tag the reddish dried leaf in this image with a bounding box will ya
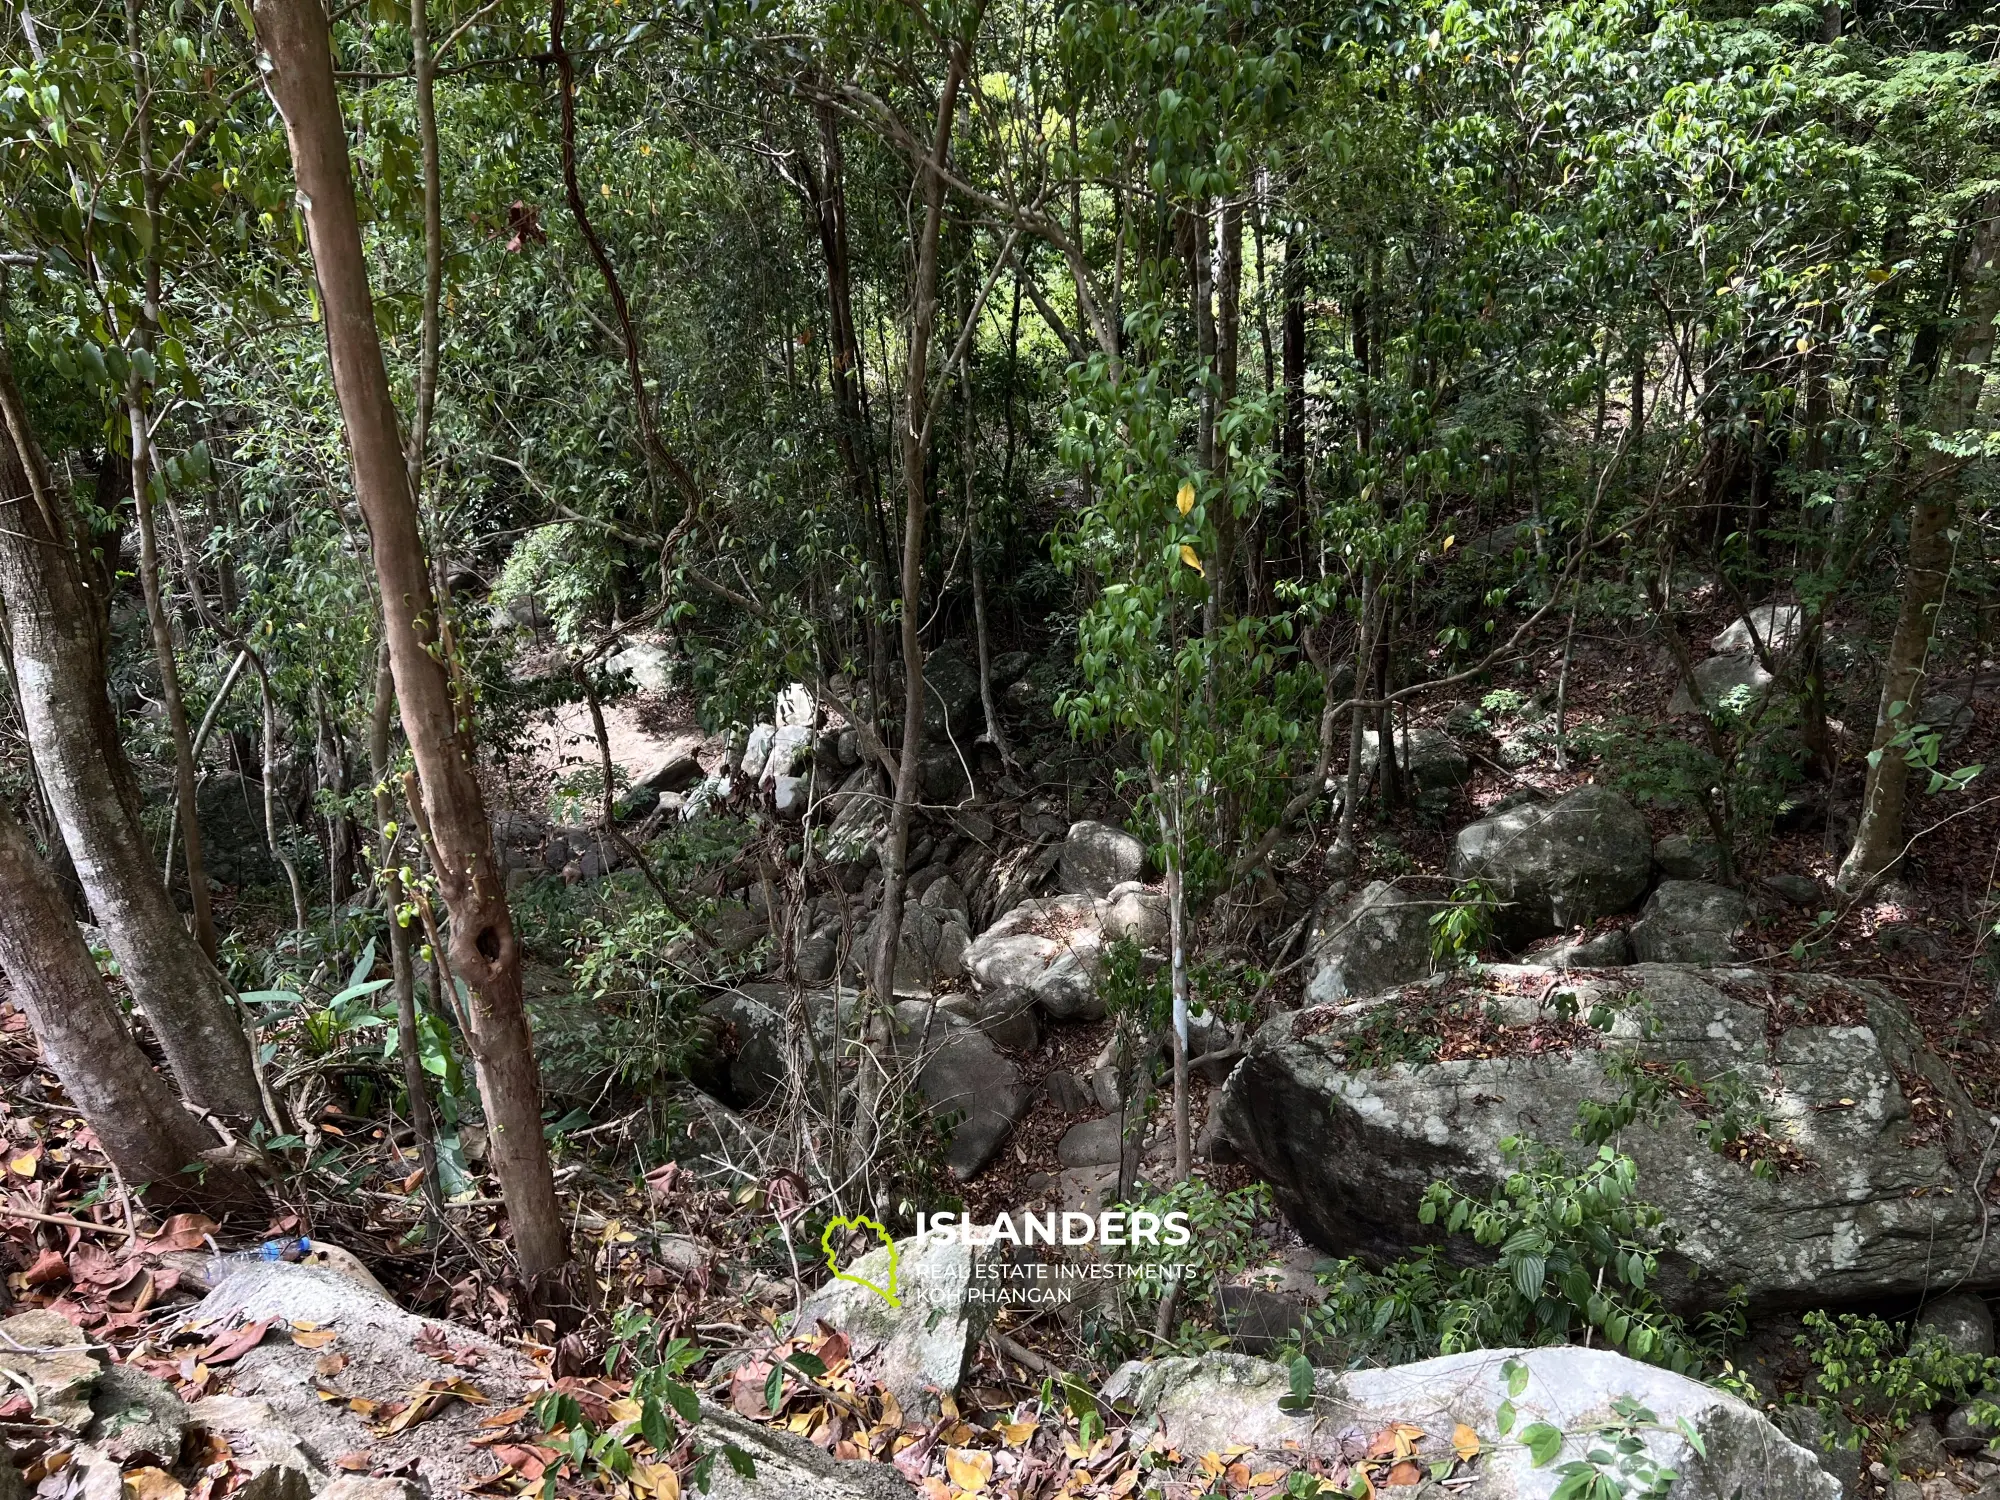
[197,1320,271,1365]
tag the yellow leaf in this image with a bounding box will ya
[8,1152,37,1178]
[634,1462,680,1500]
[1000,1420,1038,1446]
[1795,336,1812,353]
[608,1398,643,1425]
[1176,481,1195,515]
[1199,1453,1227,1478]
[944,1449,993,1492]
[1451,1423,1480,1463]
[600,183,612,197]
[1247,1473,1282,1488]
[122,1466,186,1500]
[1180,544,1204,575]
[291,1328,338,1349]
[1441,535,1455,553]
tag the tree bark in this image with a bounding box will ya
[1840,205,2000,889]
[869,43,970,1010]
[250,0,569,1292]
[0,341,266,1125]
[0,799,234,1198]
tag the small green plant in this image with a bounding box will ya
[1429,879,1498,968]
[1313,1141,1728,1375]
[1089,1179,1273,1359]
[1343,1000,1444,1069]
[1577,1054,1790,1181]
[1499,1359,1703,1500]
[1795,1311,2000,1445]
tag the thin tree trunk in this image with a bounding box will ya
[870,43,970,1010]
[123,0,217,959]
[0,341,266,1125]
[371,642,444,1226]
[1213,196,1242,619]
[0,800,237,1198]
[251,0,569,1294]
[1841,204,2000,889]
[1280,220,1307,573]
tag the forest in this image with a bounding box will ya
[1,0,1998,1494]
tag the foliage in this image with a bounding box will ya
[1087,1179,1273,1360]
[1794,1311,2000,1446]
[1312,1141,1730,1375]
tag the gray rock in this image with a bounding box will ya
[196,773,284,888]
[964,985,1039,1051]
[895,1003,1029,1176]
[1042,1070,1094,1114]
[1922,692,1975,751]
[921,649,983,739]
[0,1308,100,1432]
[1359,725,1473,797]
[1894,1418,1947,1477]
[1057,1116,1125,1168]
[990,651,1031,686]
[1060,820,1145,898]
[1654,834,1721,882]
[1710,603,1803,657]
[1105,1348,1838,1500]
[1544,927,1634,968]
[1670,652,1775,716]
[700,986,859,1106]
[1098,881,1168,949]
[1945,1398,2000,1454]
[1214,1286,1315,1357]
[607,641,676,693]
[1774,1405,1863,1496]
[637,745,704,794]
[318,1482,428,1500]
[1449,786,1653,945]
[1303,881,1435,1004]
[761,724,814,786]
[1630,880,1750,964]
[1917,1293,1996,1356]
[740,722,778,780]
[774,683,816,728]
[964,895,1108,1022]
[188,1395,323,1500]
[772,775,810,820]
[862,900,971,995]
[689,1404,915,1500]
[86,1361,187,1465]
[791,1233,993,1421]
[1763,873,1824,908]
[1218,963,2000,1312]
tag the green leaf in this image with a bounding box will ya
[1520,1422,1564,1467]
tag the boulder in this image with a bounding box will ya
[1917,1293,1996,1357]
[1104,1348,1838,1500]
[1923,692,1976,752]
[921,649,983,739]
[775,683,816,728]
[1359,726,1473,798]
[196,774,284,888]
[964,895,1106,1022]
[760,725,814,787]
[1448,786,1652,945]
[860,901,972,996]
[188,1396,322,1500]
[990,651,1031,686]
[700,986,860,1106]
[1653,834,1720,882]
[319,1481,428,1500]
[635,743,705,795]
[895,1003,1030,1176]
[0,1308,100,1432]
[1057,1116,1125,1169]
[1630,880,1750,964]
[790,1233,993,1422]
[1670,653,1775,716]
[1098,882,1168,949]
[607,641,675,693]
[86,1362,187,1465]
[1542,927,1634,968]
[1218,964,2000,1311]
[690,1404,914,1500]
[772,775,810,820]
[189,1262,535,1499]
[1710,603,1803,657]
[741,723,779,780]
[1303,881,1435,1005]
[1060,821,1145,899]
[1762,873,1823,909]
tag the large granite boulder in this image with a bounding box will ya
[964,895,1108,1022]
[1060,820,1145,898]
[1358,726,1473,798]
[1105,1348,1837,1500]
[1448,786,1652,945]
[698,985,860,1106]
[1303,881,1436,1004]
[1218,964,1997,1311]
[1710,603,1802,657]
[1630,880,1750,964]
[894,1002,1030,1176]
[1669,653,1775,716]
[789,1232,993,1421]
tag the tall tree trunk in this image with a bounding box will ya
[1213,196,1242,620]
[0,800,236,1197]
[1280,220,1307,572]
[1839,205,2000,889]
[251,0,569,1293]
[869,44,970,1011]
[0,344,266,1125]
[124,0,218,959]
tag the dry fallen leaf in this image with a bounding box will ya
[944,1448,993,1493]
[999,1420,1038,1446]
[291,1327,338,1349]
[315,1353,348,1378]
[633,1461,681,1500]
[120,1466,185,1500]
[197,1320,271,1365]
[333,1453,374,1473]
[1451,1423,1480,1463]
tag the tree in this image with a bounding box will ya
[0,337,269,1127]
[0,795,240,1196]
[248,0,570,1297]
[1839,202,2000,891]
